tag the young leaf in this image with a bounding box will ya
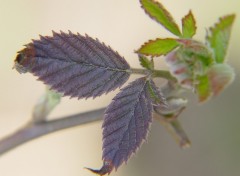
[137,38,180,57]
[14,31,130,99]
[196,75,211,102]
[181,10,197,38]
[140,0,181,36]
[89,77,165,175]
[196,64,234,102]
[138,55,154,70]
[208,64,235,97]
[206,14,235,63]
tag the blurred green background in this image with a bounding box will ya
[0,0,239,176]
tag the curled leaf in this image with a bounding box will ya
[140,0,181,36]
[165,40,213,90]
[90,78,165,175]
[208,64,235,97]
[196,64,235,102]
[14,31,130,99]
[206,14,236,63]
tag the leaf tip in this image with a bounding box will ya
[14,45,36,74]
[85,161,113,176]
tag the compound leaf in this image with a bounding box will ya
[206,14,235,63]
[182,10,197,38]
[140,0,181,36]
[137,38,180,57]
[88,77,165,175]
[14,31,130,99]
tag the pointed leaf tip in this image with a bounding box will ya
[206,14,236,63]
[86,161,113,176]
[140,0,181,36]
[100,77,165,173]
[15,31,131,99]
[182,10,197,38]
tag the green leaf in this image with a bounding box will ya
[140,0,181,36]
[181,10,196,38]
[196,64,235,103]
[196,75,211,102]
[206,14,235,63]
[137,38,180,57]
[32,88,61,123]
[139,55,154,70]
[147,80,167,106]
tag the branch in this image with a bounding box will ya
[0,108,105,156]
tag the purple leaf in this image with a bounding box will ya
[14,31,130,99]
[88,77,166,175]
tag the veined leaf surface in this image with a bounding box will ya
[206,14,235,63]
[14,31,130,99]
[140,0,181,36]
[88,77,166,175]
[181,10,197,38]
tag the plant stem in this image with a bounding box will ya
[154,108,191,149]
[0,108,105,156]
[131,68,176,81]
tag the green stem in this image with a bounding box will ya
[131,68,176,81]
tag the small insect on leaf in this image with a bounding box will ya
[14,31,131,99]
[88,77,166,175]
[206,14,235,63]
[140,0,182,36]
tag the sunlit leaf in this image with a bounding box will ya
[137,38,180,57]
[138,55,154,70]
[140,0,181,36]
[14,31,130,99]
[88,77,165,175]
[206,14,235,63]
[181,10,197,38]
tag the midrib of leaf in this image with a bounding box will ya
[141,0,181,36]
[115,79,148,150]
[39,33,130,73]
[36,45,130,73]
